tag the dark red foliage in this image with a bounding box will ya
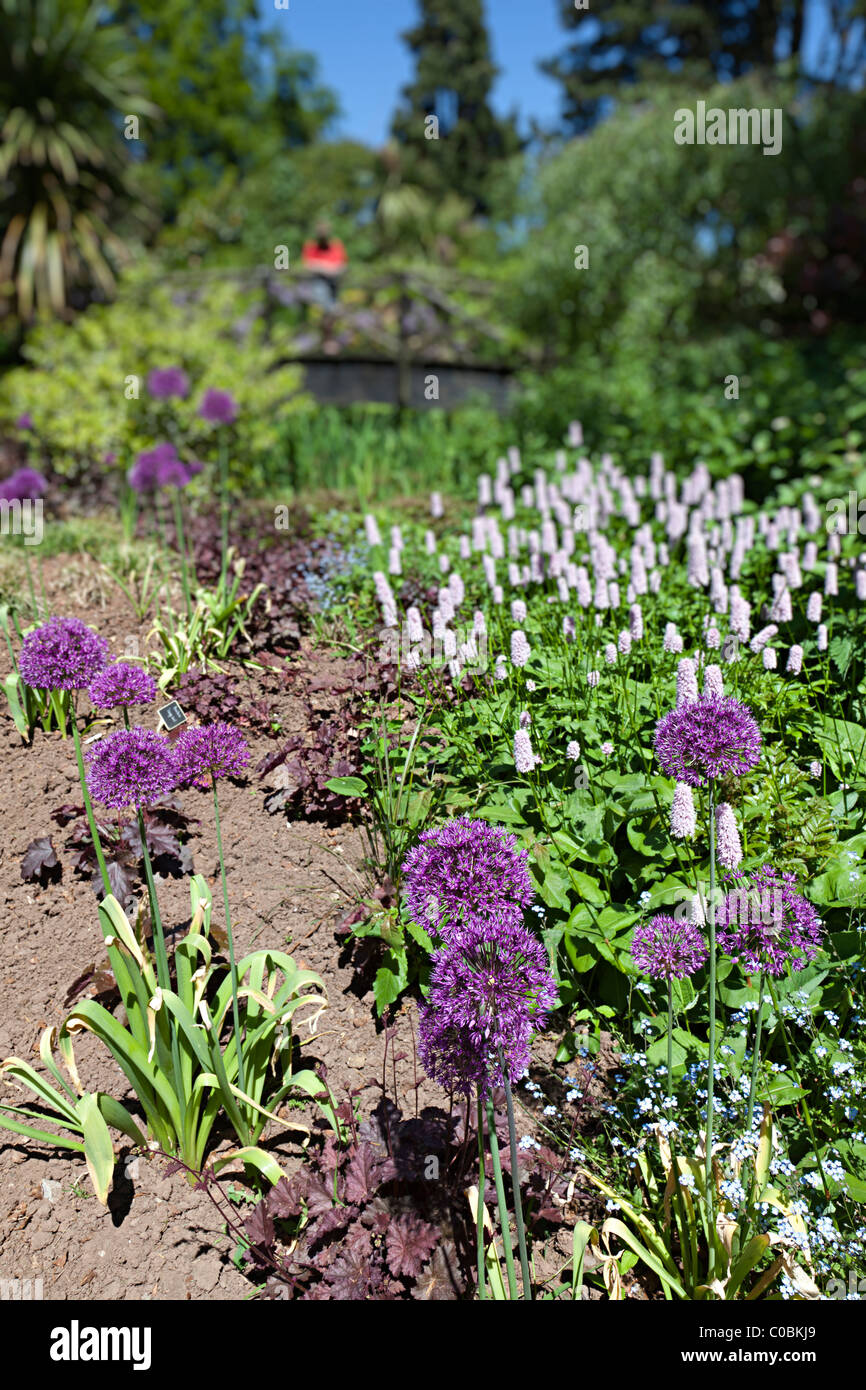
[43,797,195,906]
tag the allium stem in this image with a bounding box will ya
[136,808,172,996]
[213,780,246,1107]
[218,435,229,590]
[747,973,765,1131]
[667,978,674,1104]
[485,1096,518,1300]
[501,1061,532,1300]
[706,777,717,1273]
[476,1093,486,1301]
[71,716,111,897]
[171,490,193,620]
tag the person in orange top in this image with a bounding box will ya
[301,221,348,308]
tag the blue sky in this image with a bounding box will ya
[268,0,565,146]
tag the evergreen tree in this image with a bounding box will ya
[112,0,338,215]
[540,0,821,133]
[391,0,521,214]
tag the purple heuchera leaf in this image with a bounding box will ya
[385,1215,438,1279]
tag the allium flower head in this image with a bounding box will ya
[173,722,251,789]
[402,817,533,936]
[19,617,109,692]
[198,388,238,425]
[418,919,557,1096]
[654,694,761,787]
[717,866,823,976]
[0,467,47,501]
[86,728,177,808]
[631,914,708,980]
[88,662,157,710]
[147,366,189,399]
[128,441,181,493]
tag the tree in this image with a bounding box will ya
[112,0,338,216]
[0,0,156,328]
[540,0,866,134]
[391,0,522,214]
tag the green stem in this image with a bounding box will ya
[667,977,674,1104]
[218,436,229,591]
[70,714,111,897]
[485,1096,518,1300]
[501,1062,532,1300]
[23,549,40,621]
[706,778,717,1273]
[137,808,171,996]
[137,807,181,1086]
[171,490,193,620]
[213,780,246,1103]
[747,973,765,1132]
[476,1093,486,1301]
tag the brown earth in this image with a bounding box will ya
[0,555,611,1301]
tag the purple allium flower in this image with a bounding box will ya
[14,412,33,430]
[128,442,179,493]
[402,817,534,935]
[198,388,238,425]
[86,728,177,808]
[147,366,189,400]
[631,914,708,980]
[717,866,823,976]
[19,617,109,692]
[172,722,251,789]
[716,801,743,869]
[654,694,762,787]
[88,662,157,710]
[418,919,558,1096]
[0,467,47,501]
[510,629,531,668]
[670,782,697,839]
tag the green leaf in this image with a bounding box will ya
[76,1092,116,1205]
[324,776,367,797]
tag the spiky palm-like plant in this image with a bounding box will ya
[0,0,157,323]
